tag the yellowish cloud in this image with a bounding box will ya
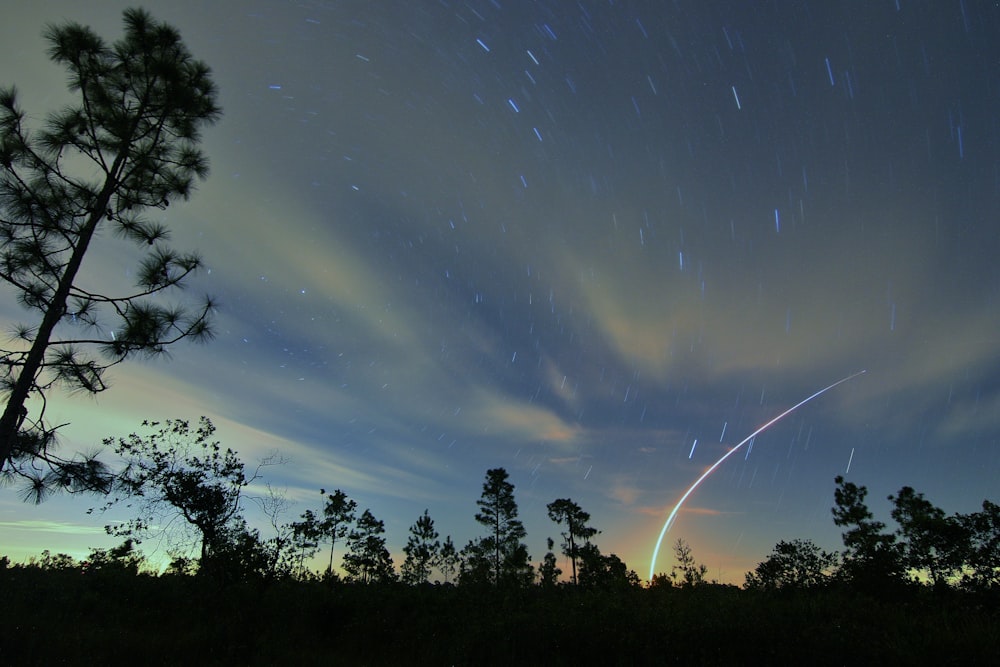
[935,390,1000,442]
[553,246,696,380]
[461,387,582,444]
[548,455,586,466]
[189,175,424,352]
[536,194,999,433]
[634,502,738,519]
[610,483,640,506]
[539,355,583,412]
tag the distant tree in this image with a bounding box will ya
[961,500,1000,591]
[318,488,357,575]
[245,482,299,581]
[744,539,839,591]
[647,572,673,588]
[401,509,441,585]
[342,509,394,584]
[459,537,533,588]
[826,478,1000,592]
[538,537,562,588]
[0,8,220,495]
[601,553,641,589]
[503,542,535,587]
[461,537,533,588]
[203,516,291,583]
[889,486,969,587]
[458,539,493,586]
[27,550,77,571]
[546,498,599,585]
[832,475,904,588]
[99,417,271,578]
[468,467,532,586]
[83,538,146,575]
[164,553,197,577]
[289,508,322,578]
[670,538,708,587]
[437,535,459,584]
[577,542,641,589]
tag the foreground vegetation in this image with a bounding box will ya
[3,418,1000,664]
[2,561,997,665]
[3,448,999,664]
[4,416,999,664]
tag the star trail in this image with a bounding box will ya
[1,1,998,582]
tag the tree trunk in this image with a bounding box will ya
[0,155,126,468]
[569,532,577,586]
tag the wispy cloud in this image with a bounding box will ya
[0,520,106,536]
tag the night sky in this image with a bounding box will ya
[2,1,999,583]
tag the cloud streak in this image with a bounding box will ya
[1,1,998,583]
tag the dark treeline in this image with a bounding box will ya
[73,419,1000,595]
[2,549,997,665]
[3,419,1000,664]
[79,419,642,589]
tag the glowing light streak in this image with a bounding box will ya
[846,447,855,474]
[648,370,866,581]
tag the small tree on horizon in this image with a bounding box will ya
[546,497,599,585]
[83,538,146,575]
[538,537,562,587]
[437,535,459,584]
[577,542,640,589]
[670,538,708,587]
[318,488,356,575]
[289,509,322,578]
[342,509,394,584]
[401,509,441,585]
[744,538,839,591]
[0,8,221,497]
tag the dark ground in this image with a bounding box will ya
[3,569,997,666]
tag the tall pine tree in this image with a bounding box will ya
[0,9,220,497]
[464,467,532,586]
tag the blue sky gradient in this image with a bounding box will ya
[2,1,998,583]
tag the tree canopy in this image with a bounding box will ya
[546,498,599,585]
[463,467,532,586]
[0,8,220,497]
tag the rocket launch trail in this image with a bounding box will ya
[648,370,866,581]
